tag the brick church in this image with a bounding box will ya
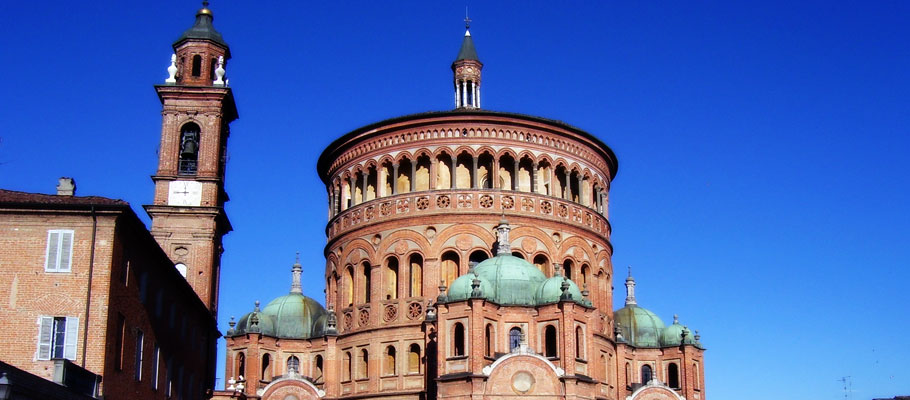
[0,3,705,400]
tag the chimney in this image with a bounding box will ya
[57,177,76,196]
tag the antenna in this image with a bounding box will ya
[837,376,852,400]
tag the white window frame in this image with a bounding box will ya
[152,343,160,390]
[135,329,144,381]
[36,316,78,360]
[45,229,74,272]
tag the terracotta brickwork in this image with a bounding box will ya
[0,190,218,399]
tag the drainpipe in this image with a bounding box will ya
[81,206,98,367]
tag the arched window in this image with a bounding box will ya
[469,250,489,266]
[580,264,590,287]
[511,251,525,260]
[509,327,522,351]
[343,352,352,381]
[624,362,631,387]
[415,155,431,191]
[261,353,271,381]
[641,364,652,384]
[533,254,549,276]
[178,123,200,175]
[575,326,585,359]
[314,355,324,383]
[191,55,202,77]
[384,257,398,300]
[453,323,465,356]
[343,266,354,307]
[545,325,557,358]
[175,263,187,278]
[563,260,574,280]
[384,346,396,375]
[485,324,493,357]
[441,251,459,287]
[361,262,371,304]
[358,349,369,379]
[286,355,299,374]
[236,352,245,378]
[408,344,421,373]
[209,57,217,80]
[409,254,423,297]
[668,363,679,388]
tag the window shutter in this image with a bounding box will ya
[46,232,60,271]
[64,316,79,360]
[59,232,73,272]
[37,317,53,360]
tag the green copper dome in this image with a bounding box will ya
[232,294,327,339]
[448,254,546,306]
[535,275,584,305]
[660,316,697,347]
[230,256,327,339]
[614,304,666,348]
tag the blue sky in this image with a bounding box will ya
[1,1,908,399]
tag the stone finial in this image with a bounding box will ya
[694,330,701,343]
[248,300,261,332]
[559,276,572,301]
[470,272,483,298]
[673,314,679,324]
[290,252,303,294]
[56,177,76,196]
[494,216,511,255]
[553,262,562,277]
[325,307,338,335]
[614,323,625,342]
[166,54,178,84]
[213,55,225,85]
[582,283,592,306]
[437,280,448,303]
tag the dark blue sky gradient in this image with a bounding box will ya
[1,1,908,399]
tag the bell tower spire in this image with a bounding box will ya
[452,15,482,109]
[145,1,238,316]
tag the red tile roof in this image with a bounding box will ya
[0,189,128,207]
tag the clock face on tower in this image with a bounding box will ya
[168,180,203,206]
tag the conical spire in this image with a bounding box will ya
[624,266,637,306]
[452,15,483,109]
[455,17,479,62]
[290,252,303,294]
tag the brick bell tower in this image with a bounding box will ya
[145,1,237,316]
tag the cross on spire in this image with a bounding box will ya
[465,7,471,29]
[202,0,210,7]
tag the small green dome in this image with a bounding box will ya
[614,305,666,348]
[233,293,327,339]
[660,316,697,347]
[535,275,584,305]
[447,254,546,306]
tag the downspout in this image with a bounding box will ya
[81,205,98,367]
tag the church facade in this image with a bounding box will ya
[159,5,708,400]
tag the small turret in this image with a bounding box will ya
[452,16,483,109]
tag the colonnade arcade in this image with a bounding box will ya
[328,148,610,219]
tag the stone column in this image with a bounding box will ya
[361,171,368,203]
[531,161,538,193]
[513,162,520,191]
[348,175,356,208]
[471,156,479,189]
[492,156,500,190]
[391,163,399,195]
[410,161,417,192]
[429,158,438,189]
[451,157,458,188]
